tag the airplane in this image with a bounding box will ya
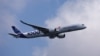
[9,20,86,39]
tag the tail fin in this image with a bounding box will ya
[11,26,21,34]
[10,26,26,38]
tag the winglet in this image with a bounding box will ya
[20,20,26,25]
[20,20,24,24]
[20,20,33,26]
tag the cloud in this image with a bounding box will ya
[45,0,100,56]
[0,0,28,45]
[0,0,28,12]
[32,47,47,56]
[0,0,28,31]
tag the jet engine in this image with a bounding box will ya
[57,33,65,38]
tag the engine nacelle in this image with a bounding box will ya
[57,34,65,38]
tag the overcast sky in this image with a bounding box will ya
[1,0,100,56]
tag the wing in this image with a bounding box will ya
[20,20,49,34]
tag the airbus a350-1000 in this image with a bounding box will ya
[9,20,86,39]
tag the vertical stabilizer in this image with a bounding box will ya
[11,26,26,37]
[11,26,21,34]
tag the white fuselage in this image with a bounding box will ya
[9,20,86,39]
[23,31,45,38]
[22,24,86,38]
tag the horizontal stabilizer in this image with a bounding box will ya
[8,33,18,38]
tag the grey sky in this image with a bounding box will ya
[45,0,100,56]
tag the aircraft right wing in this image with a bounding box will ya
[20,20,49,34]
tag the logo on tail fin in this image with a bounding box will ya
[12,26,21,34]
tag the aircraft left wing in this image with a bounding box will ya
[20,20,49,34]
